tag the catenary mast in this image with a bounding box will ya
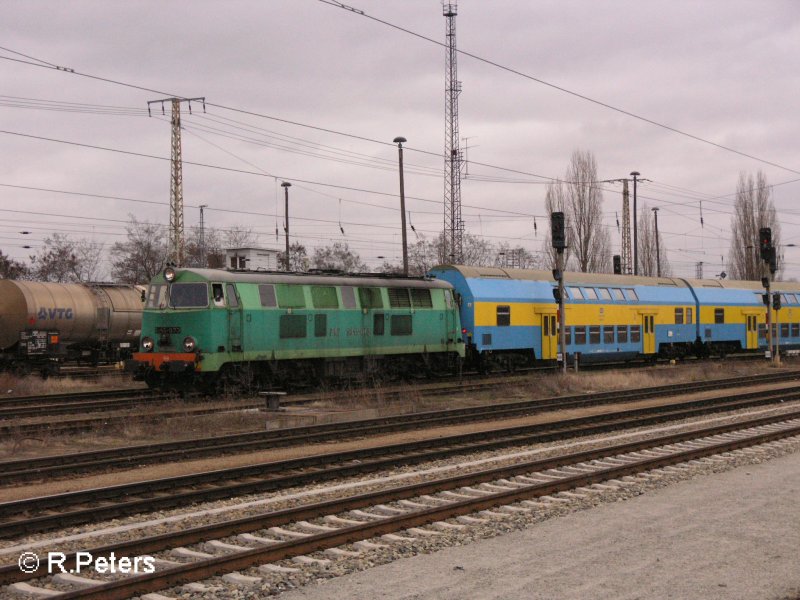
[443,2,464,264]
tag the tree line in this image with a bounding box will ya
[0,150,782,283]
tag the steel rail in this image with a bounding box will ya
[1,387,799,539]
[8,415,799,598]
[2,370,798,483]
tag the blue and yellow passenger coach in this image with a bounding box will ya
[428,265,800,368]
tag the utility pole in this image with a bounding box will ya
[443,2,464,263]
[147,96,205,267]
[652,207,661,277]
[551,212,567,374]
[281,182,292,271]
[393,136,409,276]
[199,204,208,268]
[630,171,640,275]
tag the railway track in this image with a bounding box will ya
[2,370,798,484]
[1,383,799,539]
[2,410,798,598]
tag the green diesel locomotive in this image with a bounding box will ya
[129,267,465,391]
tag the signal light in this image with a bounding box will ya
[553,288,562,303]
[551,212,566,250]
[613,255,622,274]
[552,268,562,282]
[762,293,770,306]
[773,293,781,311]
[759,227,772,262]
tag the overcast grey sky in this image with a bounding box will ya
[2,0,799,279]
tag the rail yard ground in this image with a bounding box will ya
[2,360,800,599]
[1,359,797,463]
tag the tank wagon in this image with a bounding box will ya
[128,267,464,391]
[428,265,800,369]
[0,280,144,374]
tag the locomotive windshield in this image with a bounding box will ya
[169,283,209,308]
[145,284,168,309]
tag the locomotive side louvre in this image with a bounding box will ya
[131,268,465,390]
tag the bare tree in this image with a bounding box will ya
[278,242,310,272]
[110,216,167,284]
[29,234,104,283]
[564,150,611,272]
[0,249,28,280]
[223,226,258,250]
[637,203,671,277]
[494,242,538,269]
[728,171,781,280]
[311,242,366,272]
[542,150,610,272]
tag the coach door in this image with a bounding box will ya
[745,314,758,349]
[541,313,558,360]
[642,314,656,354]
[226,283,243,353]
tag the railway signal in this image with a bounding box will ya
[759,227,772,262]
[613,255,622,275]
[551,212,567,373]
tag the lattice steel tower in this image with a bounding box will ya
[621,179,632,275]
[147,96,205,266]
[443,2,464,264]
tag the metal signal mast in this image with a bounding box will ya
[621,179,632,274]
[443,2,464,264]
[147,96,205,266]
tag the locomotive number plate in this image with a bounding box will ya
[156,326,182,334]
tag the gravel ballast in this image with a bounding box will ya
[276,446,800,600]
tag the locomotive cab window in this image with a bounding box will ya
[496,305,511,327]
[212,284,225,307]
[145,284,168,309]
[714,308,725,324]
[169,283,208,308]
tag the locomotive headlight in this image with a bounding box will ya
[141,336,154,352]
[164,267,176,282]
[183,336,197,352]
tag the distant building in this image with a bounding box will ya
[225,247,279,271]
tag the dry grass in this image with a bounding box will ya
[0,371,143,397]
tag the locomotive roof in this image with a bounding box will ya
[161,268,453,289]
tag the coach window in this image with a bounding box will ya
[781,323,790,338]
[258,284,277,307]
[758,324,767,339]
[674,308,684,325]
[341,286,357,309]
[374,313,385,335]
[792,323,799,337]
[630,325,641,343]
[560,326,572,345]
[589,326,601,344]
[603,327,614,344]
[714,308,725,324]
[568,287,584,300]
[782,294,790,306]
[496,305,511,326]
[584,288,598,301]
[574,327,587,345]
[611,288,625,301]
[686,308,693,324]
[623,288,638,301]
[225,284,239,307]
[598,288,612,301]
[617,325,628,344]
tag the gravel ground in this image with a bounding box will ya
[276,441,800,600]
